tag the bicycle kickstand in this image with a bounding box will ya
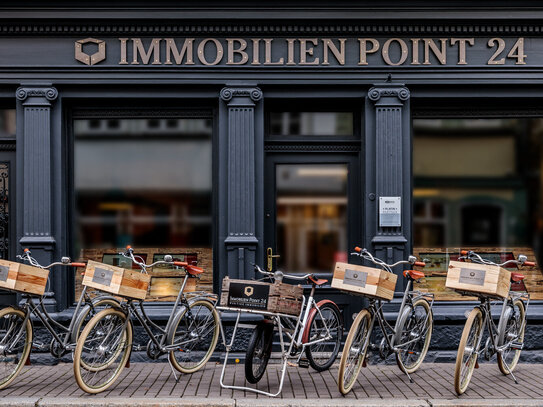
[167,357,180,382]
[404,370,414,383]
[499,354,518,384]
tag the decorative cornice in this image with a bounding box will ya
[220,87,262,103]
[16,87,58,102]
[0,23,542,36]
[368,86,410,102]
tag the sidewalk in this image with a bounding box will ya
[1,362,542,406]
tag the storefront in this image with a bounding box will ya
[0,2,542,354]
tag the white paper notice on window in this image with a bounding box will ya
[379,197,401,227]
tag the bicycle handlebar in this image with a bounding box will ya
[352,247,424,269]
[17,249,85,269]
[459,250,534,268]
[120,246,185,273]
[253,263,311,281]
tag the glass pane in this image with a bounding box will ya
[270,112,353,136]
[275,164,348,273]
[412,117,542,301]
[0,110,15,139]
[74,117,213,301]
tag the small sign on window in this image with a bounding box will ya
[379,196,401,227]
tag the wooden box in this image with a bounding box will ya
[445,260,511,299]
[0,259,49,296]
[220,277,303,315]
[331,262,397,301]
[83,260,151,300]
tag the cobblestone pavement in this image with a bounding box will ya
[0,362,542,406]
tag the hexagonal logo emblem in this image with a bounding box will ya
[75,38,106,65]
[244,286,254,297]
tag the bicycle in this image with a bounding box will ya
[453,250,534,395]
[0,248,120,390]
[73,246,220,394]
[337,247,433,395]
[238,264,343,390]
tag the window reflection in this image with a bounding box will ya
[413,117,542,300]
[270,112,353,136]
[276,164,348,273]
[74,117,213,251]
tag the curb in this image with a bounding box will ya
[1,398,542,407]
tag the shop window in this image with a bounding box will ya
[270,112,353,136]
[73,116,213,301]
[0,110,15,138]
[413,118,542,300]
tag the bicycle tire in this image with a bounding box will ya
[73,307,132,394]
[454,307,483,395]
[244,322,274,384]
[395,298,433,374]
[304,302,343,372]
[497,298,525,375]
[0,307,32,390]
[337,309,371,395]
[167,299,220,374]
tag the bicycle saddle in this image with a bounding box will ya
[511,272,525,282]
[308,275,328,286]
[403,269,425,280]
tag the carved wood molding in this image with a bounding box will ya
[1,23,542,36]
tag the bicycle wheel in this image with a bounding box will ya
[337,309,371,395]
[70,296,120,343]
[497,299,525,375]
[245,322,274,384]
[0,307,32,390]
[73,307,132,394]
[454,307,483,395]
[168,299,220,374]
[304,302,343,372]
[395,298,433,374]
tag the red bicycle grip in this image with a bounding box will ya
[354,247,362,253]
[460,250,468,256]
[70,262,86,268]
[524,261,536,267]
[24,248,30,253]
[414,261,426,267]
[173,261,188,267]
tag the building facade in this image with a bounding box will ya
[1,1,542,355]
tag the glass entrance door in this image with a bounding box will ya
[264,155,359,276]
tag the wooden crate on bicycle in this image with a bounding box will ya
[445,260,511,299]
[0,259,49,296]
[220,277,303,315]
[82,260,150,300]
[331,262,397,301]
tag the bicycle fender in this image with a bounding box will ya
[70,297,121,342]
[301,300,342,344]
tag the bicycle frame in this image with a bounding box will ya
[359,278,434,372]
[14,285,97,354]
[465,288,529,384]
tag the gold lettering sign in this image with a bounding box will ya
[74,37,529,67]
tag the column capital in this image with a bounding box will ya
[16,86,58,105]
[220,87,262,103]
[368,84,410,105]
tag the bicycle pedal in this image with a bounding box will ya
[298,358,310,368]
[362,357,369,368]
[510,342,524,350]
[32,343,47,351]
